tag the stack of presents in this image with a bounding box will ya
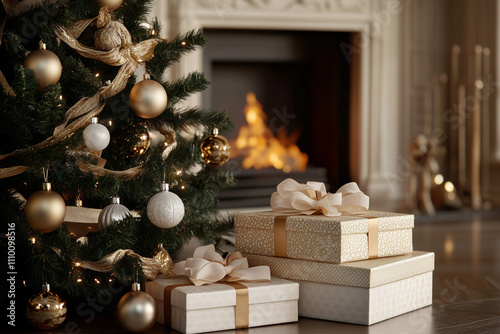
[146,179,434,334]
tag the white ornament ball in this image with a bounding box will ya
[147,183,184,229]
[83,117,110,151]
[98,196,131,229]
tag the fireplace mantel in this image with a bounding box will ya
[153,0,408,208]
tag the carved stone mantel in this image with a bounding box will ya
[153,0,408,207]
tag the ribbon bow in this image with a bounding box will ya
[270,178,369,216]
[174,245,270,286]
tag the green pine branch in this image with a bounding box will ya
[164,72,211,105]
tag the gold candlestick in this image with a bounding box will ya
[458,84,467,194]
[481,47,491,201]
[470,45,482,209]
[449,45,461,184]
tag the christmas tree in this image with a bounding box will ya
[0,0,234,322]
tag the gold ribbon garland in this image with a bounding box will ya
[78,246,176,281]
[0,6,164,179]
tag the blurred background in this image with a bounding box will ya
[151,0,499,214]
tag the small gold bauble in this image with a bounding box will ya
[129,75,168,119]
[200,128,231,167]
[97,0,123,11]
[24,182,66,233]
[128,130,150,158]
[112,123,151,158]
[26,284,67,330]
[117,283,157,333]
[23,43,62,89]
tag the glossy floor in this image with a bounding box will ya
[15,212,500,334]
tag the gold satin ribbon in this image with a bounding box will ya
[163,282,249,329]
[367,217,379,259]
[348,212,380,259]
[273,214,379,259]
[274,215,289,258]
[163,283,193,329]
[221,282,249,329]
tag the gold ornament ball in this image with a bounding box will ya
[200,128,231,167]
[23,43,62,89]
[115,124,151,158]
[25,183,66,233]
[129,77,168,119]
[117,284,157,333]
[98,0,123,11]
[26,284,67,330]
[128,130,150,157]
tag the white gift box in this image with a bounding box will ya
[297,271,433,325]
[145,276,299,334]
[246,251,434,325]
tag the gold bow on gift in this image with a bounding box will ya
[174,245,271,286]
[270,178,369,216]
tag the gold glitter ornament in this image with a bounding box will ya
[26,284,67,330]
[200,128,231,167]
[129,74,168,119]
[23,42,62,89]
[24,182,66,233]
[111,123,151,158]
[117,283,157,333]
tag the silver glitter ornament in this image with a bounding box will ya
[147,183,184,229]
[98,196,131,229]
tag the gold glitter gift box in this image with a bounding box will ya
[235,210,414,264]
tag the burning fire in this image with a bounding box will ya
[232,92,308,173]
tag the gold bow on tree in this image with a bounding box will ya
[0,5,167,180]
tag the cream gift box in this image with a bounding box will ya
[145,276,299,334]
[235,210,414,264]
[245,251,434,325]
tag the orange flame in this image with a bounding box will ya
[232,92,308,173]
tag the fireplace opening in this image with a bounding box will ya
[202,29,354,208]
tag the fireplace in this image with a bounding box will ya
[201,29,353,207]
[156,0,411,209]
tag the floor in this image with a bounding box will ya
[10,211,500,334]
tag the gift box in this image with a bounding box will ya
[245,251,434,325]
[145,276,299,334]
[235,210,414,264]
[297,272,432,325]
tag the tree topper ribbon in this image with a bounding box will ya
[270,178,369,216]
[174,245,270,286]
